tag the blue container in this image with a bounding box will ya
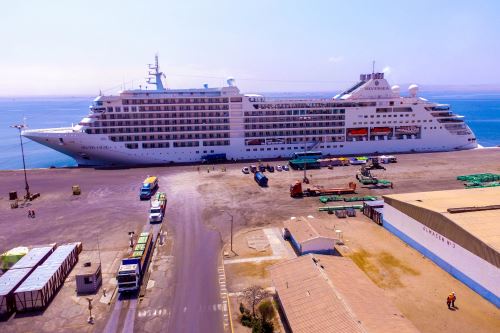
[254,172,268,187]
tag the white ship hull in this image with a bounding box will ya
[23,126,477,166]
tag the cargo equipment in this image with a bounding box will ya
[319,195,344,204]
[117,232,153,293]
[290,181,356,198]
[318,205,363,213]
[254,172,268,187]
[343,196,379,202]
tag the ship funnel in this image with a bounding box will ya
[408,84,419,97]
[227,77,236,87]
[203,83,209,89]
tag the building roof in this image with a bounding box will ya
[10,245,55,270]
[268,255,420,333]
[383,187,500,268]
[0,268,31,296]
[283,217,337,245]
[74,252,101,276]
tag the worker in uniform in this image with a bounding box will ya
[447,292,456,309]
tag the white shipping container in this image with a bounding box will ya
[14,243,80,311]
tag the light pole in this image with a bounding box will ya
[10,124,30,199]
[221,210,234,255]
[299,116,311,183]
[86,297,94,323]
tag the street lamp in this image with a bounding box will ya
[220,210,234,255]
[86,297,94,323]
[10,124,30,199]
[299,116,311,183]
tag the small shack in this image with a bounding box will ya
[283,217,337,255]
[363,200,384,225]
[75,252,102,294]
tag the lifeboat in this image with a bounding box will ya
[370,127,392,135]
[347,128,368,136]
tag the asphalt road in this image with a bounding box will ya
[162,182,224,333]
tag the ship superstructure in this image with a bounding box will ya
[22,57,477,166]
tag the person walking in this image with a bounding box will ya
[31,209,36,218]
[451,292,456,308]
[447,292,456,309]
[28,210,32,218]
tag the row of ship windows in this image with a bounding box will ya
[85,126,230,134]
[245,109,346,116]
[353,120,430,125]
[244,116,345,123]
[363,113,416,118]
[121,97,238,105]
[244,122,345,129]
[244,129,345,137]
[245,145,344,152]
[101,106,229,113]
[110,133,230,142]
[375,107,413,113]
[254,102,373,109]
[90,119,229,126]
[125,140,230,149]
[99,112,230,120]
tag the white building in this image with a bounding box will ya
[283,217,337,255]
[382,187,500,307]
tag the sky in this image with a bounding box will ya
[1,0,500,95]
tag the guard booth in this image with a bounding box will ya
[75,252,102,294]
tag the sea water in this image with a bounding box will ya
[1,92,499,170]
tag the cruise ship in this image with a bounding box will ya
[22,57,477,166]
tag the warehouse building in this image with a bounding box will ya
[383,187,500,307]
[283,217,337,255]
[268,255,420,333]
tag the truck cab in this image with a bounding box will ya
[149,201,164,223]
[117,262,140,292]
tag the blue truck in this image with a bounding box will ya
[254,172,268,187]
[139,176,158,200]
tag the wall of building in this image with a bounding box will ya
[301,237,336,255]
[383,204,500,307]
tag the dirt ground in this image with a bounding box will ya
[0,148,499,332]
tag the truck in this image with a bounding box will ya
[254,172,268,187]
[139,176,158,200]
[117,232,153,293]
[201,153,227,164]
[149,192,167,223]
[290,181,356,198]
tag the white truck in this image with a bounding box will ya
[117,232,153,293]
[148,192,167,223]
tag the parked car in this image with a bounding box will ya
[282,164,290,171]
[250,165,257,173]
[242,166,250,174]
[276,165,283,172]
[259,165,266,172]
[266,164,275,172]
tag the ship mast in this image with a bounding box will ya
[146,55,166,90]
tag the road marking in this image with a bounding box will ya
[183,306,187,313]
[223,255,281,264]
[137,308,169,318]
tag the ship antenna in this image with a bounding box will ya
[146,54,166,91]
[372,60,375,74]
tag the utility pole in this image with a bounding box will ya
[10,124,30,199]
[221,210,234,255]
[86,297,94,323]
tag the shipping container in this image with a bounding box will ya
[254,172,268,187]
[14,243,80,311]
[10,245,55,270]
[0,268,31,316]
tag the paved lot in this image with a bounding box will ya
[0,148,499,332]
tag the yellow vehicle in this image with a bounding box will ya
[139,176,158,200]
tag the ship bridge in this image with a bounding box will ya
[335,72,398,100]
